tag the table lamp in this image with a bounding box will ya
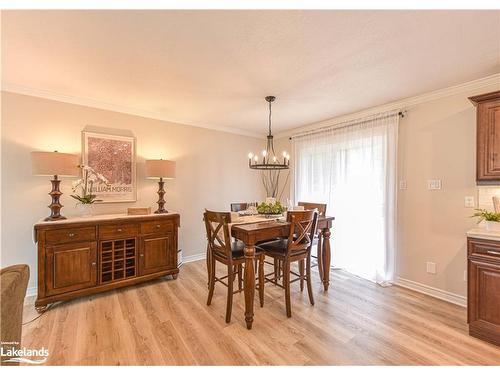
[31,151,79,221]
[145,159,176,214]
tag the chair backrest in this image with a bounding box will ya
[203,210,232,257]
[230,202,257,212]
[297,201,327,217]
[1,264,29,366]
[285,210,318,254]
[230,203,247,212]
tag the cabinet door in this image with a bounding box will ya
[46,242,97,296]
[477,98,500,182]
[139,235,176,276]
[468,259,500,327]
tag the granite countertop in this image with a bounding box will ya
[467,227,500,241]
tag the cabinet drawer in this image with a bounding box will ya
[99,223,139,239]
[46,226,96,245]
[468,238,500,261]
[141,220,174,236]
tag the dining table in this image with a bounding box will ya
[230,214,334,329]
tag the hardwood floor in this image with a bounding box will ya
[22,260,500,365]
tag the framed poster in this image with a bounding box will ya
[82,131,136,203]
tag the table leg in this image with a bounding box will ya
[321,227,331,291]
[243,245,256,329]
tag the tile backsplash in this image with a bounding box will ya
[478,187,500,210]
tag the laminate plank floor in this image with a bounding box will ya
[22,260,500,365]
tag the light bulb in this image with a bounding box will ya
[262,150,267,157]
[248,152,253,159]
[286,154,290,160]
[282,151,287,158]
[273,156,277,162]
[254,155,258,161]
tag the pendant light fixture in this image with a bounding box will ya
[248,96,290,170]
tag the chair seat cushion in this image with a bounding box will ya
[257,239,288,253]
[214,240,263,259]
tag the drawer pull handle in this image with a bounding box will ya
[156,224,161,228]
[68,233,75,237]
[91,262,96,266]
[117,228,123,232]
[140,253,144,257]
[486,250,500,255]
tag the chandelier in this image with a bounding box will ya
[248,96,290,170]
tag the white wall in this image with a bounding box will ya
[276,77,500,300]
[1,91,265,293]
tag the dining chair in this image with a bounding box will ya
[297,202,327,287]
[204,210,265,323]
[258,210,318,317]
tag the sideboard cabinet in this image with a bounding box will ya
[469,91,500,184]
[466,231,500,346]
[34,213,180,311]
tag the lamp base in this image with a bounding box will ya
[45,176,67,221]
[44,215,67,222]
[155,178,168,214]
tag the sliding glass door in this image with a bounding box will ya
[293,112,398,284]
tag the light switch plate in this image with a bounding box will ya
[464,196,475,208]
[399,180,407,190]
[426,262,437,274]
[427,179,442,190]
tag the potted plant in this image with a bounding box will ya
[471,209,500,231]
[257,201,285,217]
[71,165,109,216]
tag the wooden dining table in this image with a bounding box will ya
[231,215,334,329]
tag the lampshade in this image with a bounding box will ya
[31,151,79,177]
[145,159,176,179]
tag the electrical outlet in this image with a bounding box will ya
[427,180,442,190]
[399,180,407,190]
[426,262,437,274]
[464,196,475,208]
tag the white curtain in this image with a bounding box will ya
[292,112,398,285]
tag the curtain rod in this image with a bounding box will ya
[289,110,406,140]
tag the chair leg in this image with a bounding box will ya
[273,258,279,284]
[206,243,211,288]
[284,259,292,318]
[277,259,282,281]
[306,253,315,306]
[207,255,216,306]
[299,259,305,291]
[226,263,234,323]
[238,264,243,291]
[258,255,265,307]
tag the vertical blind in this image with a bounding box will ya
[292,112,399,284]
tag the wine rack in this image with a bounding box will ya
[100,238,137,283]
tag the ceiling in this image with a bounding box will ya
[2,10,499,137]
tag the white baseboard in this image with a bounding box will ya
[395,277,467,307]
[182,252,206,264]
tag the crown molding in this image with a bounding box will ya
[1,83,263,139]
[276,73,500,139]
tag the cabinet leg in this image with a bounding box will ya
[35,304,48,313]
[172,273,178,280]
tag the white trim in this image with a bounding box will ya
[182,252,206,263]
[277,73,500,139]
[394,277,467,307]
[25,286,37,298]
[1,83,263,139]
